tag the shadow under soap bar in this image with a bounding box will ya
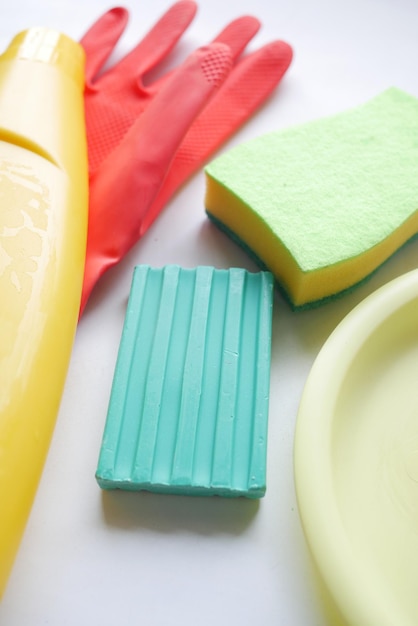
[96,265,274,498]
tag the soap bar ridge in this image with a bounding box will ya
[96,264,274,498]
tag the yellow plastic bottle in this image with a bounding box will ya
[0,28,88,595]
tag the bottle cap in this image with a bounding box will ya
[1,27,85,88]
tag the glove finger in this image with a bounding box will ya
[146,40,293,218]
[149,14,260,94]
[108,0,197,85]
[195,40,293,149]
[212,15,261,60]
[80,43,232,315]
[81,7,129,84]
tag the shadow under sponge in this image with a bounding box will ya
[96,265,274,498]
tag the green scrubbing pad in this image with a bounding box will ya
[204,87,418,309]
[96,265,273,498]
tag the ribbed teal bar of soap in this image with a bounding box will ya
[96,265,274,498]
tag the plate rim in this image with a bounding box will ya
[294,268,418,626]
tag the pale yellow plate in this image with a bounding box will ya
[294,269,418,626]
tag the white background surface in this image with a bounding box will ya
[1,0,418,624]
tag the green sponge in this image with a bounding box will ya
[204,88,418,309]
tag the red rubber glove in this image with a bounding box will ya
[79,2,293,315]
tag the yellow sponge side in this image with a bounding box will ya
[205,177,418,307]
